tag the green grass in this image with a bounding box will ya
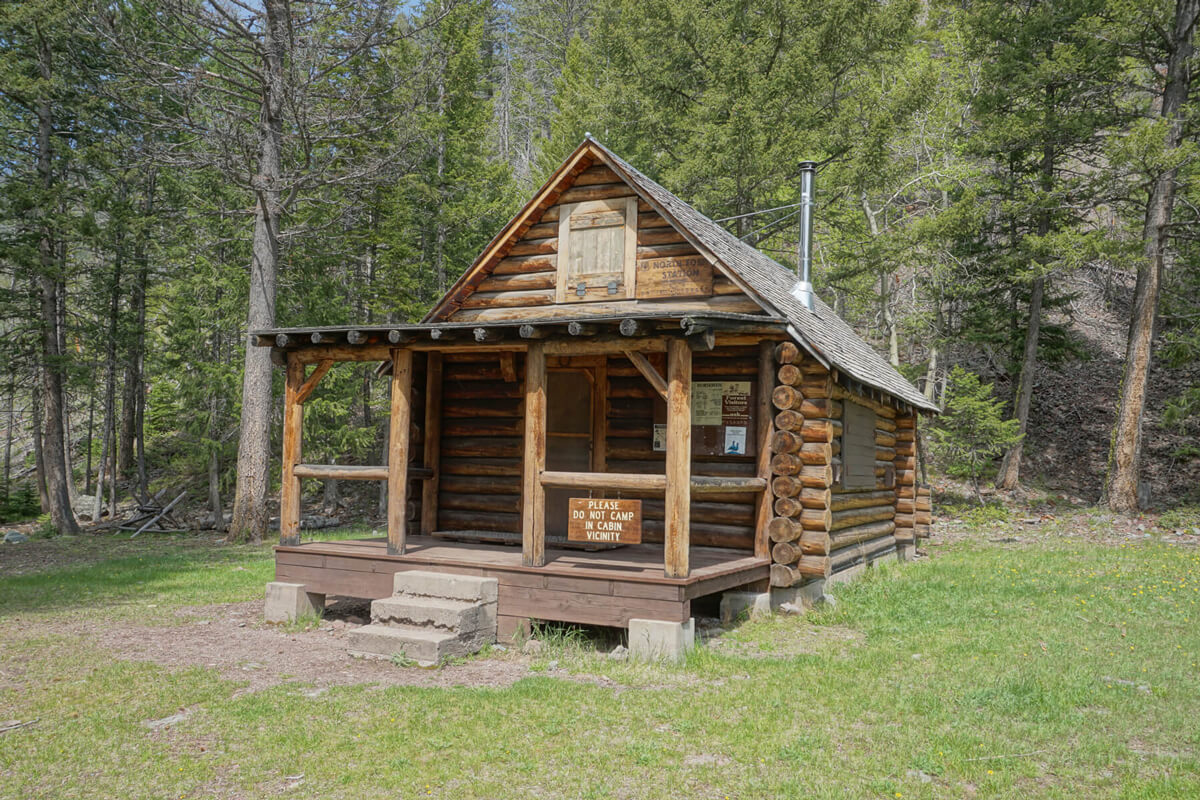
[2,525,1199,798]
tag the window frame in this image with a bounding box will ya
[841,400,878,490]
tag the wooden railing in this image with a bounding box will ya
[292,464,433,482]
[539,470,765,496]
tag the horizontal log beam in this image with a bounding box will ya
[538,471,766,496]
[292,464,436,482]
[541,470,666,492]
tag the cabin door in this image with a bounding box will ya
[545,369,595,539]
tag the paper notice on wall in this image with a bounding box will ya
[652,424,667,452]
[724,425,747,455]
[692,382,725,425]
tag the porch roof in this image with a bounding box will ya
[250,310,787,350]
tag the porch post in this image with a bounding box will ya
[420,352,443,535]
[280,355,304,547]
[387,348,413,555]
[665,338,692,578]
[521,341,547,567]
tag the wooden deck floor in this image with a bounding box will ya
[275,536,769,635]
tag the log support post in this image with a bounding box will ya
[754,340,776,559]
[387,348,413,555]
[420,353,443,535]
[280,355,304,547]
[522,341,547,567]
[664,338,692,578]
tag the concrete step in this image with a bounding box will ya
[391,570,498,603]
[371,594,496,634]
[347,623,492,666]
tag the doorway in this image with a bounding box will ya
[545,369,594,539]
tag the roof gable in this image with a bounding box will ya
[423,140,773,324]
[424,137,936,412]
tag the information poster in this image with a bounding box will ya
[652,380,755,457]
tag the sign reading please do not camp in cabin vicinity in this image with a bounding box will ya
[567,498,643,544]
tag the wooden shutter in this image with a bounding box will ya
[556,197,637,303]
[842,401,876,489]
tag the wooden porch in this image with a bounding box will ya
[276,536,769,637]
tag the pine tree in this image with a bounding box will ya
[958,0,1122,490]
[928,366,1022,504]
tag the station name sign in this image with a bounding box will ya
[567,498,642,544]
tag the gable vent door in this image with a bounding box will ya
[556,196,637,303]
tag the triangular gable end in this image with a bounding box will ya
[423,140,775,324]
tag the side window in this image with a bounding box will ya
[842,401,877,489]
[557,197,637,302]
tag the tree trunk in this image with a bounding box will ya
[208,446,223,531]
[58,262,78,509]
[94,245,123,522]
[119,172,153,479]
[135,351,147,503]
[2,372,14,500]
[996,276,1044,489]
[861,193,900,366]
[433,65,448,296]
[1104,0,1198,511]
[207,389,224,531]
[31,366,48,512]
[924,302,942,403]
[84,373,94,496]
[34,27,78,535]
[998,127,1056,491]
[228,0,288,544]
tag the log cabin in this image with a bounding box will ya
[251,137,937,650]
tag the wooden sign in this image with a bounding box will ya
[635,255,713,298]
[567,498,642,544]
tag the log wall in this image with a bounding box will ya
[433,346,762,552]
[436,352,525,535]
[768,343,910,587]
[608,346,761,551]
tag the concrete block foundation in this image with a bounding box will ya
[628,618,695,663]
[770,579,827,611]
[264,582,325,623]
[719,591,772,623]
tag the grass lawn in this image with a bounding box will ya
[1,525,1198,798]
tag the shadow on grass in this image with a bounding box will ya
[0,525,378,618]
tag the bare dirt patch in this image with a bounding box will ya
[4,598,532,693]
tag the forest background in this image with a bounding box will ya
[1,0,1196,542]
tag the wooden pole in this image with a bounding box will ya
[521,341,547,567]
[754,340,775,559]
[420,352,443,535]
[279,356,304,546]
[665,338,692,578]
[591,358,607,487]
[387,348,413,555]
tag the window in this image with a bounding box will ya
[842,401,877,489]
[556,197,637,302]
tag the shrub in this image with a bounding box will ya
[927,367,1022,504]
[0,483,40,523]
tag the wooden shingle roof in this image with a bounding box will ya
[590,140,938,412]
[419,137,935,412]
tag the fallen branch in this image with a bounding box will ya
[130,491,187,538]
[0,719,38,735]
